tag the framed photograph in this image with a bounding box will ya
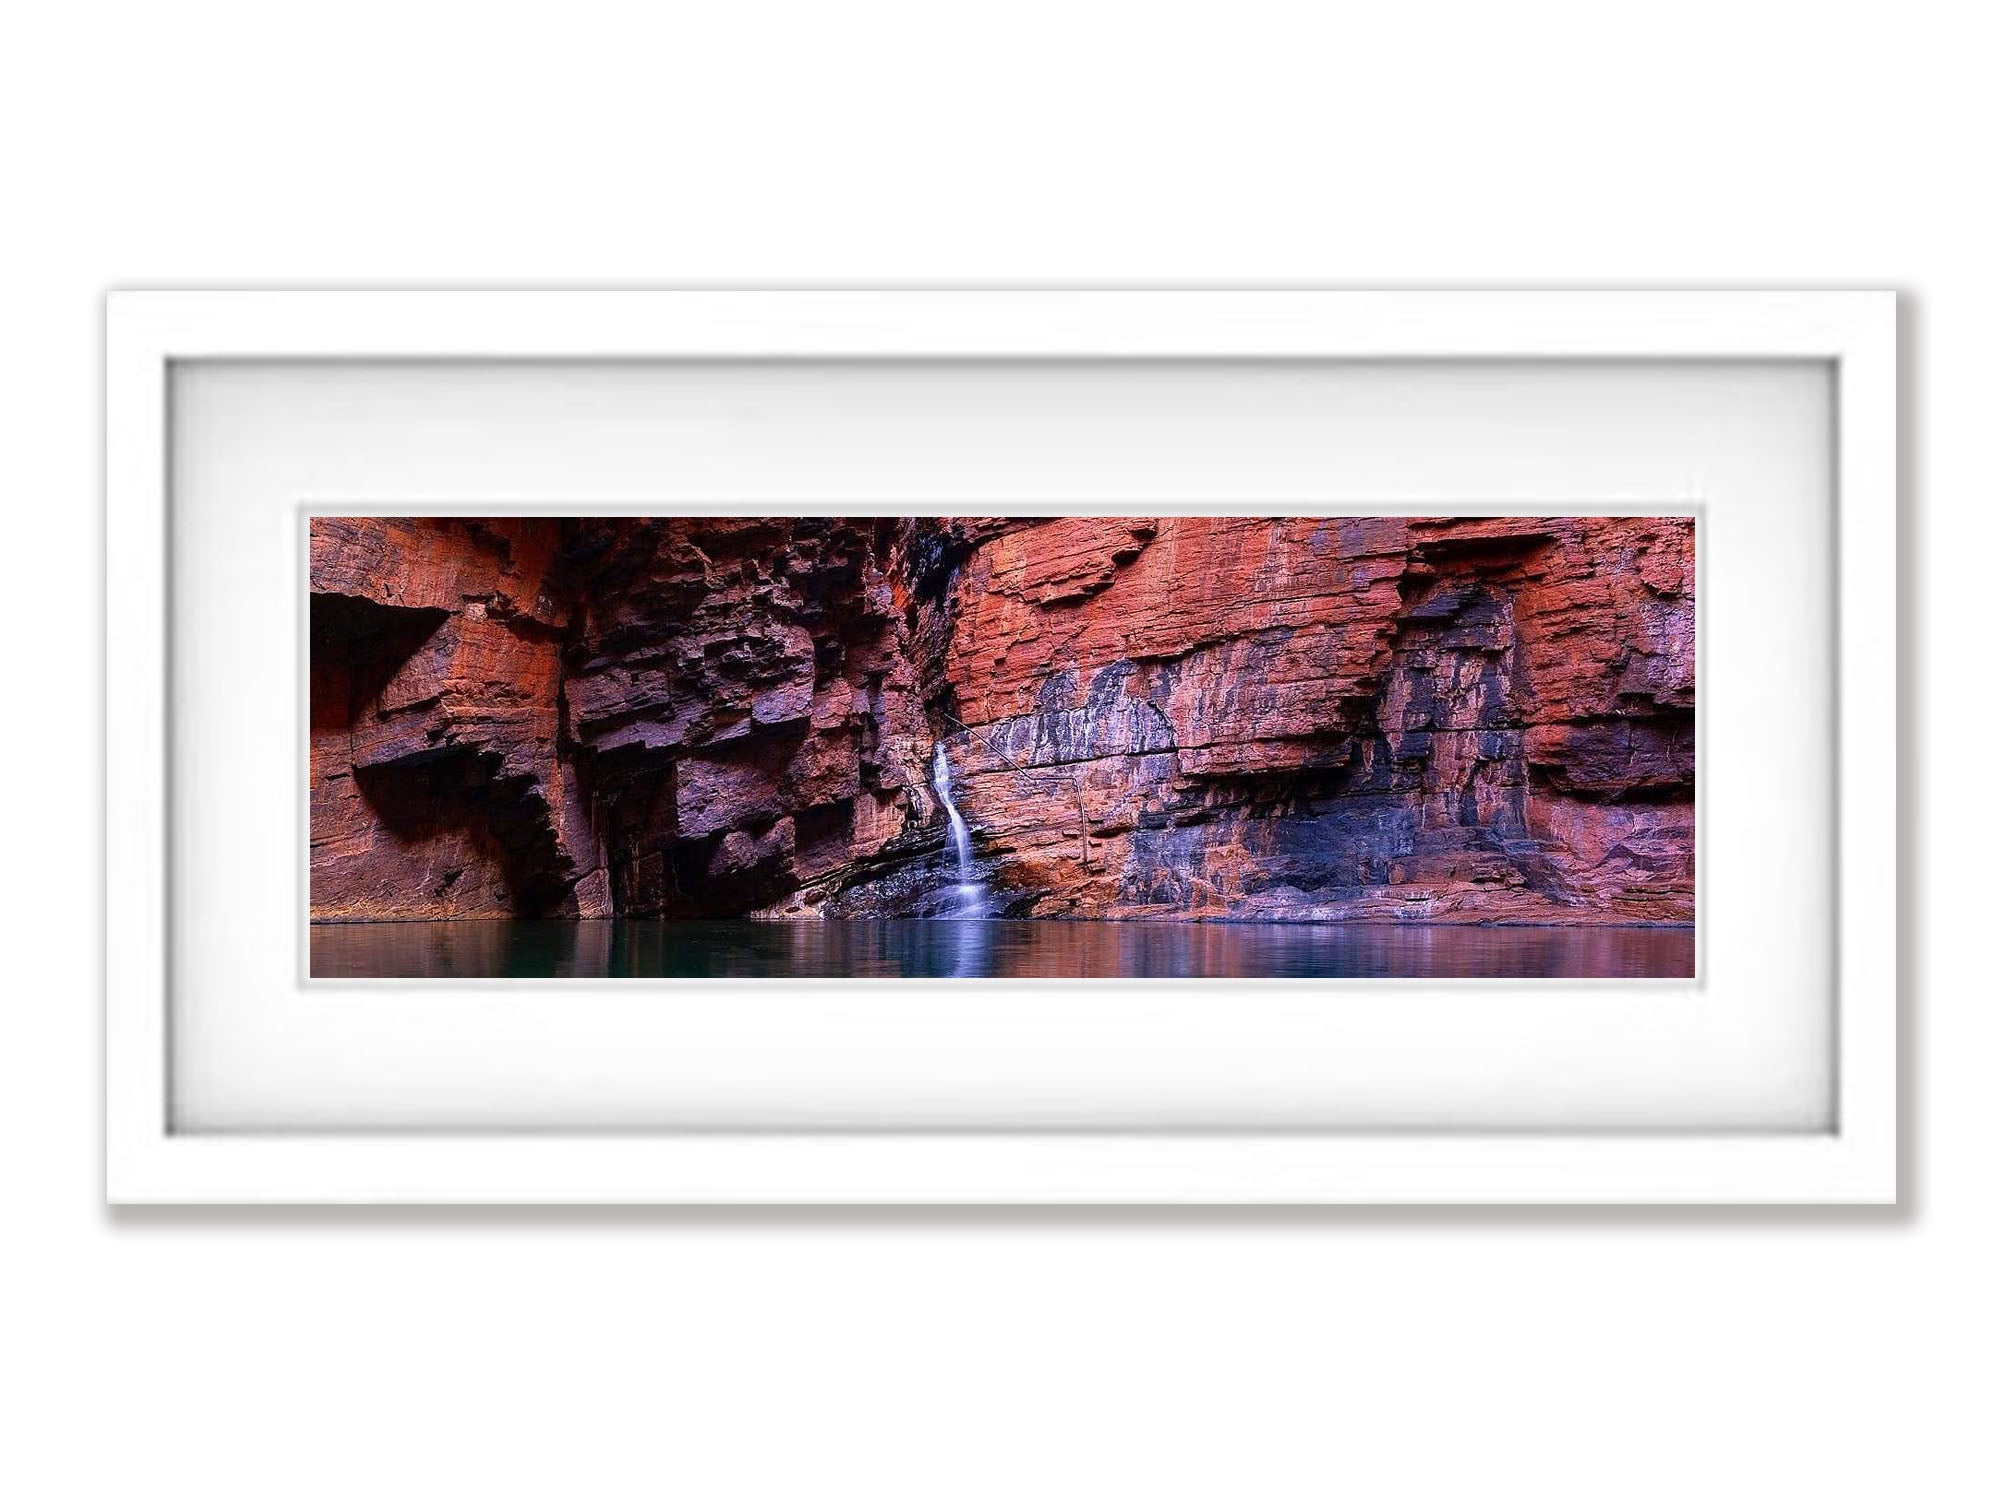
[106,290,1896,1203]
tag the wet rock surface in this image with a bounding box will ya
[310,514,1694,925]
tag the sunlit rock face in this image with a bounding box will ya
[911,516,1694,923]
[309,518,581,921]
[308,514,1694,924]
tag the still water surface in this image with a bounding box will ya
[312,918,1694,980]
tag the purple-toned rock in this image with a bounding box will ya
[309,514,1694,926]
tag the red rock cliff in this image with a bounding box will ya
[310,515,1693,924]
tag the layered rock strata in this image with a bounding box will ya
[309,514,1694,924]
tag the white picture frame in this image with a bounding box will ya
[106,290,1897,1204]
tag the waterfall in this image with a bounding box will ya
[932,742,987,917]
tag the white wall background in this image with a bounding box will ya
[0,4,1983,1496]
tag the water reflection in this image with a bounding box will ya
[311,918,1694,980]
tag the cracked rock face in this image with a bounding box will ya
[309,514,1694,925]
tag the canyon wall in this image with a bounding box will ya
[310,514,1694,924]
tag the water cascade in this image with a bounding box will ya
[931,742,988,917]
